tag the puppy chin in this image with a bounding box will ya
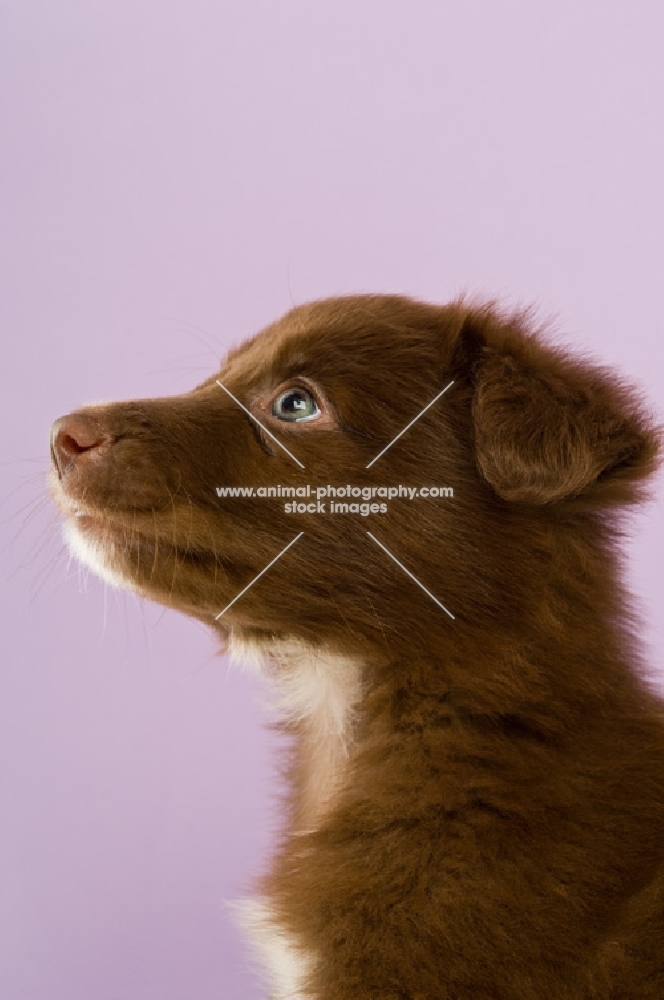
[63,517,137,593]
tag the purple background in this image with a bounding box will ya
[2,2,663,998]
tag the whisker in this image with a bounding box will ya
[158,315,226,363]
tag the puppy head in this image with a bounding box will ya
[49,295,660,658]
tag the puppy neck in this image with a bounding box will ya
[227,631,364,832]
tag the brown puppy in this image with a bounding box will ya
[50,295,664,999]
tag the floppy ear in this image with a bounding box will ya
[452,311,660,505]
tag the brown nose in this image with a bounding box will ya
[50,413,111,478]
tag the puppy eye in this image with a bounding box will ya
[271,387,320,422]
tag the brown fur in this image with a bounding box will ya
[50,295,664,998]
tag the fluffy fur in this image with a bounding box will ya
[50,295,664,998]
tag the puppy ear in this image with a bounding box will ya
[451,310,660,505]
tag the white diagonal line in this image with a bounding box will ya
[215,532,304,620]
[216,380,305,469]
[365,381,454,469]
[366,531,455,619]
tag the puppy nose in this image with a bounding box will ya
[50,413,111,477]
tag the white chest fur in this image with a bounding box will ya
[226,635,364,998]
[229,897,314,1000]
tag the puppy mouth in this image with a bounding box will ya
[66,509,219,570]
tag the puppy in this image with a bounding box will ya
[50,295,664,999]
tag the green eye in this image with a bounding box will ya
[271,387,320,422]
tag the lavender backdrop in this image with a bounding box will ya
[2,2,663,998]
